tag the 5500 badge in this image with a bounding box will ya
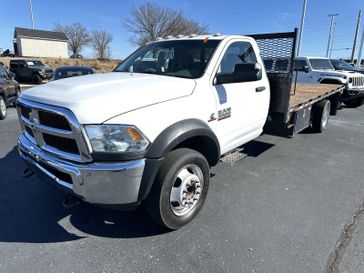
[218,107,231,121]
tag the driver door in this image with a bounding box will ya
[211,41,269,154]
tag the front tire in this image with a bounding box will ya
[0,96,7,120]
[146,148,210,230]
[32,74,42,84]
[312,99,331,133]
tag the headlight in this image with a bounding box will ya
[84,125,149,153]
[348,77,353,83]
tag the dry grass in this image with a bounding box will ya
[0,57,119,73]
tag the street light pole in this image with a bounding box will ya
[326,14,339,58]
[357,27,364,67]
[29,0,35,29]
[297,0,308,57]
[329,22,336,58]
[351,10,362,63]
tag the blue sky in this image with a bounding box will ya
[1,0,363,59]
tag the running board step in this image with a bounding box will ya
[220,148,247,166]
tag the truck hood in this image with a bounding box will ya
[21,72,196,124]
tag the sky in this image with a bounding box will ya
[1,0,363,59]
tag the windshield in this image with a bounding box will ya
[26,61,44,66]
[114,39,221,79]
[331,60,354,70]
[309,59,335,70]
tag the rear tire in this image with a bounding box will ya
[344,98,364,108]
[312,99,331,133]
[146,148,210,230]
[0,96,7,120]
[32,74,42,84]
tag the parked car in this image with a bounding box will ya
[295,57,364,108]
[0,65,20,119]
[9,60,53,84]
[50,66,94,81]
[0,49,15,57]
[330,59,364,75]
[70,54,83,59]
[16,30,345,229]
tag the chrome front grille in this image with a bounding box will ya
[17,98,92,163]
[351,76,364,88]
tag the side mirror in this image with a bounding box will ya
[216,63,263,85]
[303,65,309,73]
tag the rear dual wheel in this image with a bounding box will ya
[146,148,210,230]
[312,99,331,133]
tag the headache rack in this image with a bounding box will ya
[248,29,344,136]
[248,29,298,115]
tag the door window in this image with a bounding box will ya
[219,42,257,74]
[294,59,308,71]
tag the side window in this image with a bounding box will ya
[219,42,257,74]
[294,60,308,71]
[10,62,19,69]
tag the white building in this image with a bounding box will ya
[14,27,68,58]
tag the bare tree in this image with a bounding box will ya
[123,2,208,46]
[91,30,113,60]
[54,23,91,55]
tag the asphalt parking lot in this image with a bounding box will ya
[0,98,363,273]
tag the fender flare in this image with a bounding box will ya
[145,118,221,165]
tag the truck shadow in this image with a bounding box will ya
[0,147,168,244]
[241,140,274,157]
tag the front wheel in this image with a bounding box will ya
[0,96,7,120]
[146,148,210,230]
[32,74,42,84]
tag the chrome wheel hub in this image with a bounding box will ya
[0,99,6,116]
[170,164,203,217]
[322,103,330,128]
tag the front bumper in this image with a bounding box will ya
[18,134,146,206]
[343,87,364,101]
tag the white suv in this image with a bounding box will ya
[295,57,364,107]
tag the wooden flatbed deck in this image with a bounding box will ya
[289,83,344,112]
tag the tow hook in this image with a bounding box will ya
[62,195,81,209]
[22,168,35,178]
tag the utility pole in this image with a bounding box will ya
[351,10,362,63]
[326,14,339,58]
[329,22,336,58]
[297,0,308,56]
[29,0,35,29]
[357,27,364,67]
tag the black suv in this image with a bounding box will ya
[0,65,20,120]
[10,60,53,84]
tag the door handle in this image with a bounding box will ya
[256,86,266,92]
